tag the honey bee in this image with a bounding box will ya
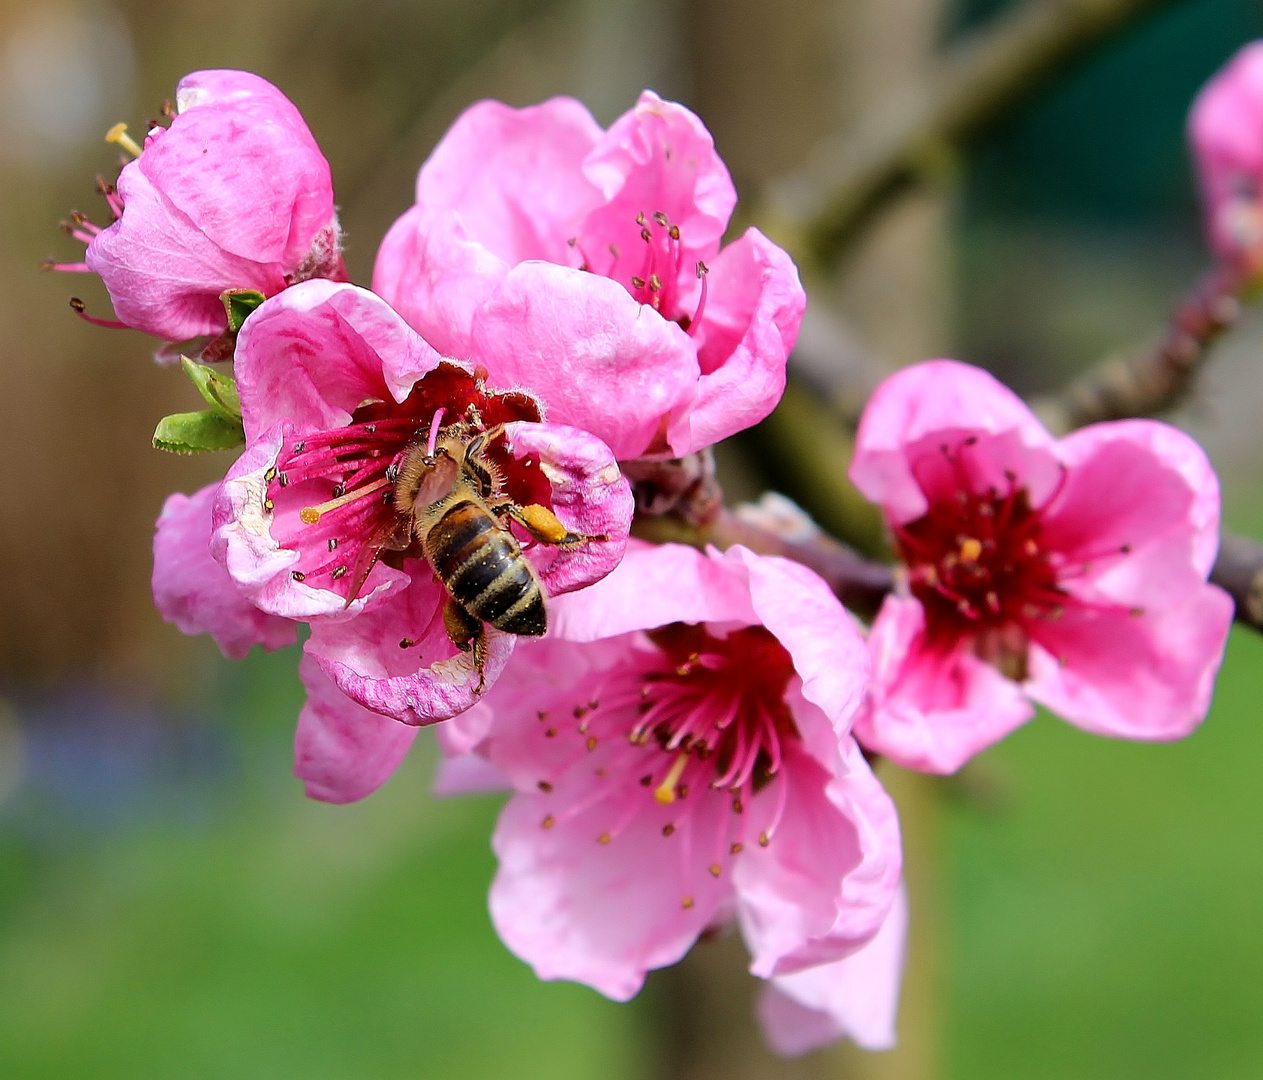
[392,422,600,692]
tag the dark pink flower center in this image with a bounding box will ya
[572,211,709,333]
[264,363,550,604]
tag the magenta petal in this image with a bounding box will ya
[152,484,296,659]
[735,738,902,979]
[234,281,445,443]
[87,164,287,341]
[854,596,1034,774]
[373,204,508,360]
[1025,584,1234,741]
[294,652,417,804]
[547,540,757,643]
[503,421,632,597]
[488,784,729,1001]
[1041,419,1222,608]
[469,262,700,460]
[675,228,803,454]
[759,886,907,1056]
[850,360,1058,523]
[306,577,516,726]
[413,96,604,265]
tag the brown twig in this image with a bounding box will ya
[1212,532,1263,632]
[764,0,1181,267]
[1031,268,1245,434]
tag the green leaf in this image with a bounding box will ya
[180,355,241,421]
[153,410,246,454]
[221,289,267,333]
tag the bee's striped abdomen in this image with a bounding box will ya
[424,500,547,637]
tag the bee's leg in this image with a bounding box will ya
[442,596,488,695]
[496,502,607,549]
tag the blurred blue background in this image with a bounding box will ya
[1,0,1262,1076]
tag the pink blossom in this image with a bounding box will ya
[426,541,901,1004]
[850,360,1235,774]
[55,70,343,344]
[373,91,805,459]
[1190,42,1263,276]
[152,482,296,659]
[211,279,633,726]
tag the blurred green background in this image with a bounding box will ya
[1,0,1262,1076]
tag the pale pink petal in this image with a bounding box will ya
[547,540,757,643]
[1025,584,1234,741]
[211,422,408,618]
[86,165,287,341]
[372,204,508,360]
[145,71,335,266]
[234,281,445,443]
[152,483,296,659]
[306,576,516,726]
[468,262,700,460]
[294,652,417,803]
[432,752,511,796]
[736,738,902,979]
[1042,419,1222,608]
[759,885,907,1056]
[577,90,735,287]
[488,782,730,1001]
[675,228,803,454]
[734,545,870,737]
[850,360,1059,523]
[502,421,632,597]
[854,595,1034,774]
[414,96,604,265]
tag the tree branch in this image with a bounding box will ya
[1031,268,1244,434]
[764,0,1181,267]
[1211,532,1263,632]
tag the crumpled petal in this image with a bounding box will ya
[306,576,516,726]
[854,595,1035,774]
[234,280,445,444]
[677,228,802,454]
[469,262,701,459]
[152,483,296,659]
[759,885,908,1056]
[850,359,1060,523]
[294,652,417,803]
[502,421,633,597]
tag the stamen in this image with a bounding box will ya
[426,408,447,456]
[686,262,709,336]
[105,122,143,158]
[68,297,127,329]
[299,477,392,524]
[654,752,690,805]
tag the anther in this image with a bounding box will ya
[327,538,338,552]
[331,566,347,580]
[730,842,743,854]
[639,775,653,787]
[538,781,553,793]
[668,225,680,240]
[640,227,652,242]
[709,864,721,877]
[597,833,611,845]
[681,896,694,909]
[960,537,982,562]
[399,638,414,648]
[105,122,143,158]
[758,831,770,847]
[586,736,598,752]
[544,728,557,738]
[631,276,646,289]
[636,212,646,226]
[653,211,669,226]
[541,815,556,829]
[662,823,675,837]
[292,571,306,582]
[648,274,662,292]
[264,467,277,482]
[654,752,689,805]
[263,498,274,512]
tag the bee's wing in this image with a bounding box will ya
[342,514,414,608]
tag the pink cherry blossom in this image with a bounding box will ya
[850,359,1235,774]
[373,91,805,459]
[211,279,633,725]
[54,70,344,344]
[422,541,901,1005]
[1190,42,1263,277]
[152,482,296,659]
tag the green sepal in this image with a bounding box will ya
[180,355,241,421]
[153,410,246,454]
[221,289,267,333]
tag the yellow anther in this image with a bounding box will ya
[105,122,143,158]
[960,537,983,562]
[654,752,689,805]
